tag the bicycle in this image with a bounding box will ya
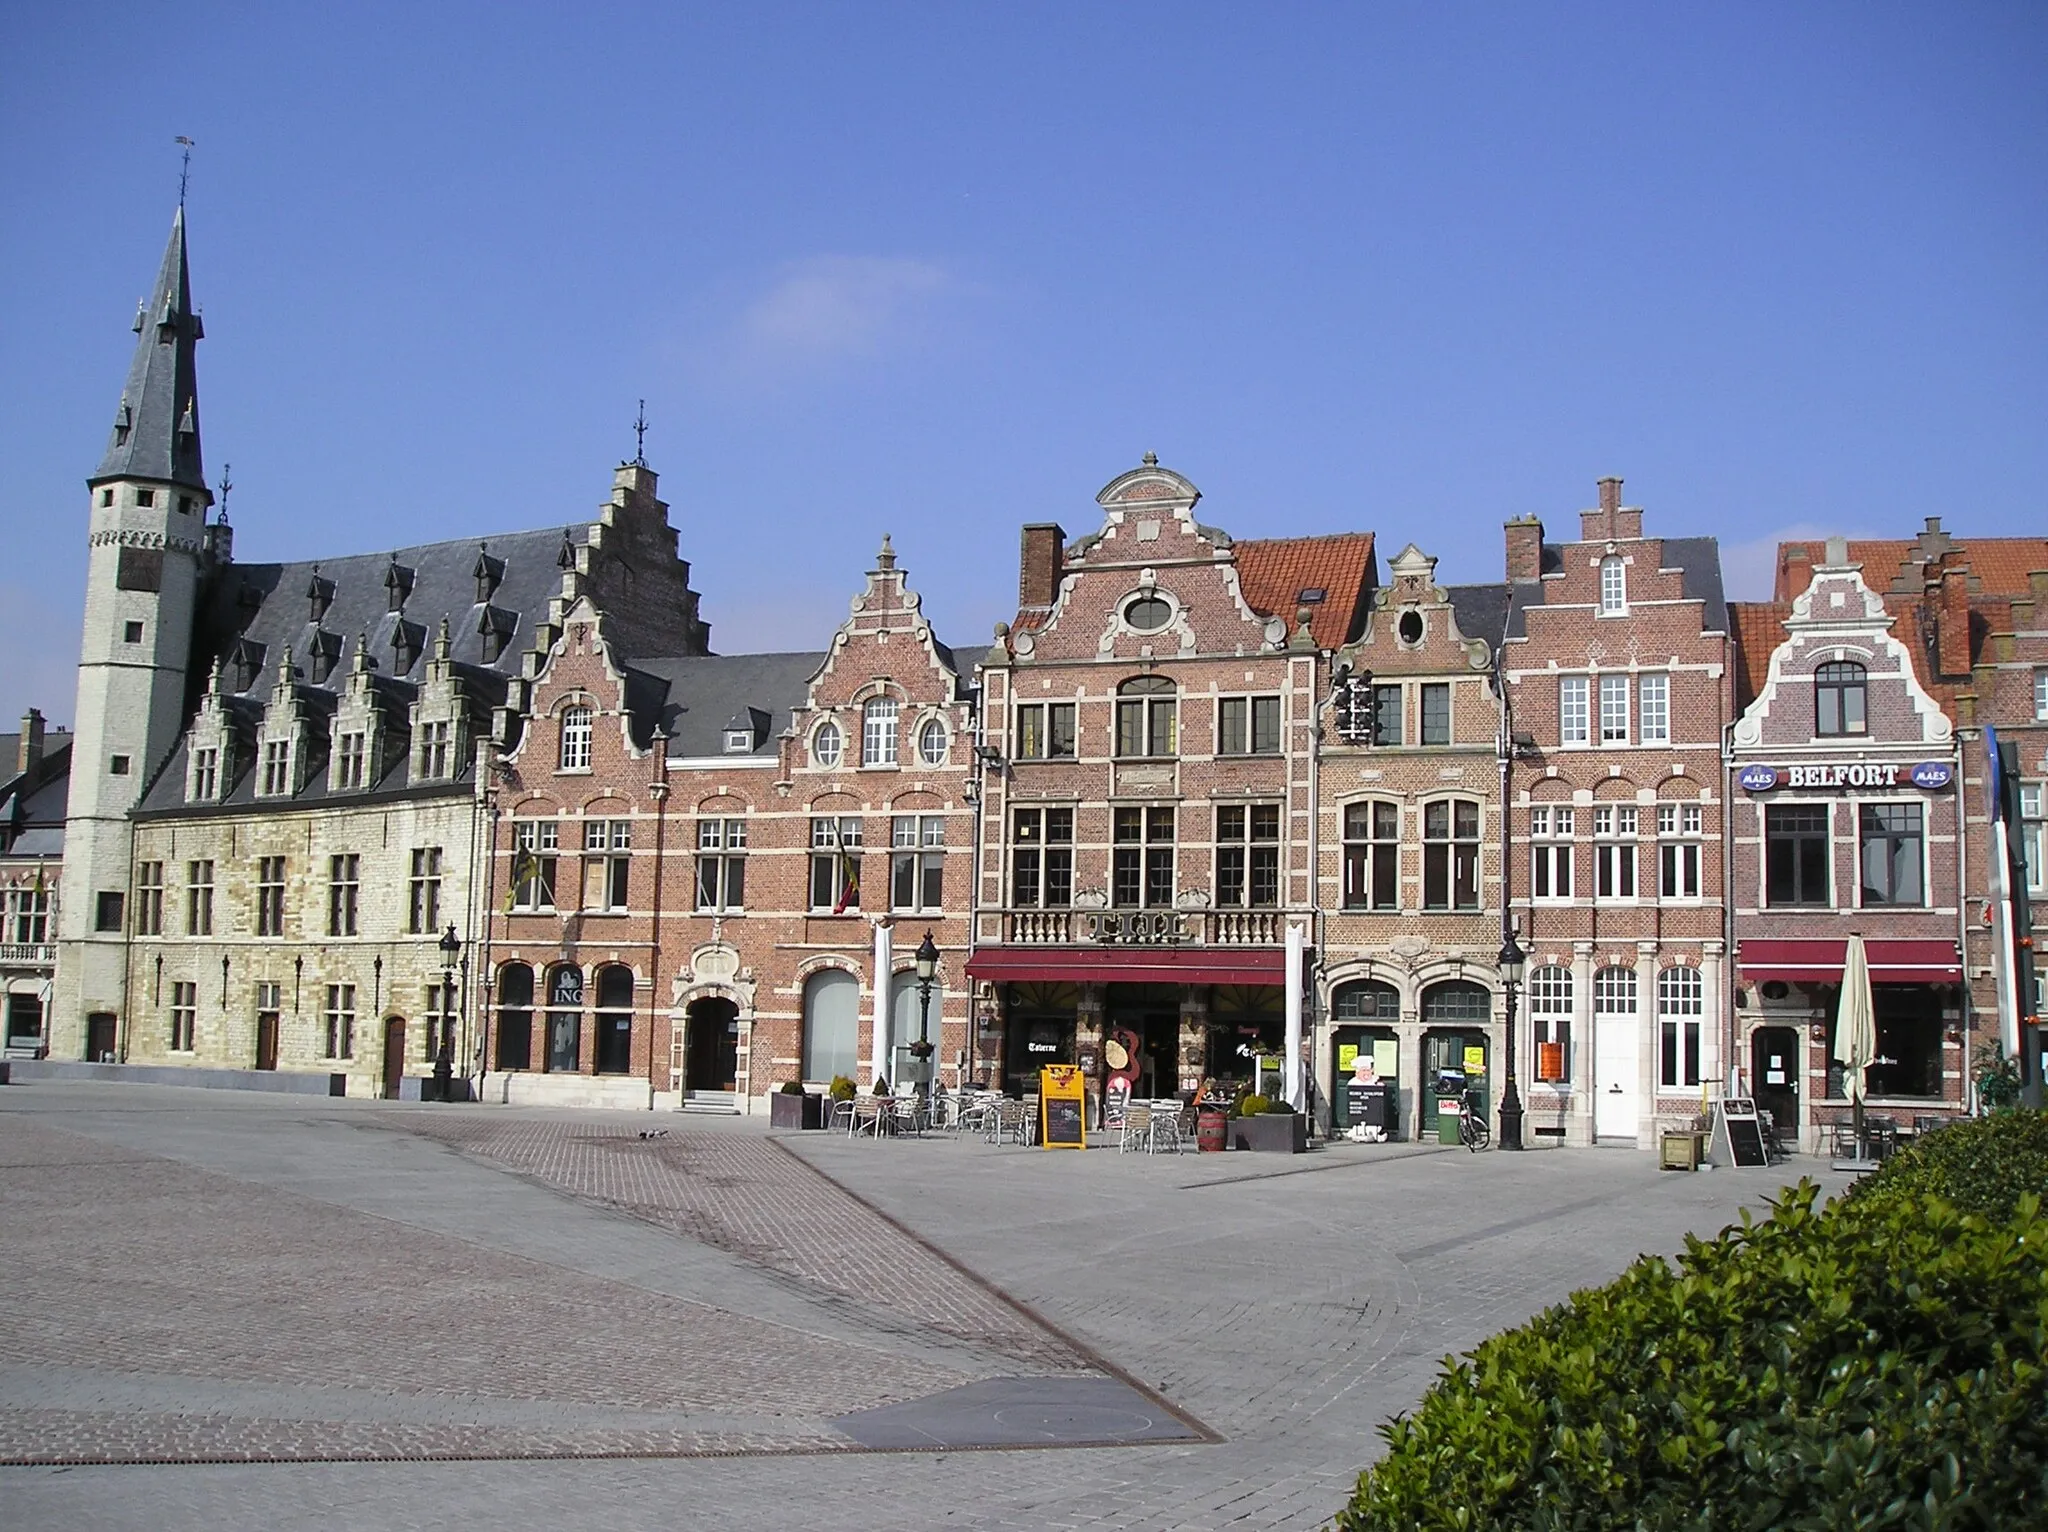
[1459,1087,1491,1152]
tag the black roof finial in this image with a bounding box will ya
[633,399,648,467]
[216,462,231,524]
[176,137,195,207]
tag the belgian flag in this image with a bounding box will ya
[505,847,540,913]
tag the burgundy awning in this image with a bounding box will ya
[965,946,1289,986]
[1736,938,1961,984]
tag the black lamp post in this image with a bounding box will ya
[1497,929,1526,1150]
[436,924,460,1103]
[909,930,939,1091]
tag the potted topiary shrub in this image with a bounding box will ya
[1232,1094,1307,1153]
[769,1079,826,1129]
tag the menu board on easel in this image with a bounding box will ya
[1040,1065,1086,1149]
[1709,1097,1768,1168]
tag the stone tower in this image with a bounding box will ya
[53,207,213,1058]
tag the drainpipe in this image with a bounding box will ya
[1722,718,1740,1100]
[647,730,670,1110]
[1305,650,1325,1124]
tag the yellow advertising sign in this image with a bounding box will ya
[1463,1045,1487,1078]
[1040,1065,1086,1148]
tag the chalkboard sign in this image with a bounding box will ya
[1711,1097,1769,1168]
[1040,1066,1087,1149]
[1347,1080,1393,1132]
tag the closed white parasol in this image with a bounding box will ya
[1834,932,1878,1158]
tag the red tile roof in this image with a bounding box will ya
[1728,601,1789,709]
[1776,536,2048,602]
[1234,533,1376,649]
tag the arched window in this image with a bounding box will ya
[802,968,861,1082]
[812,719,843,769]
[594,964,634,1076]
[1599,557,1627,615]
[1332,979,1400,1020]
[1422,980,1489,1025]
[1657,966,1703,1088]
[545,963,581,1073]
[1115,676,1178,758]
[917,717,948,767]
[862,698,899,766]
[1422,798,1480,910]
[1815,661,1867,737]
[1529,966,1572,1082]
[559,705,593,770]
[495,961,533,1071]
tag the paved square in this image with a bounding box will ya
[0,1082,1857,1529]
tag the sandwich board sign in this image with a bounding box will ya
[1040,1065,1086,1149]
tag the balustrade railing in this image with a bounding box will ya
[999,909,1285,946]
[0,943,55,967]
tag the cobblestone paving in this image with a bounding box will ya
[0,1083,1860,1530]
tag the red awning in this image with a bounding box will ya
[1736,938,1961,984]
[965,946,1289,986]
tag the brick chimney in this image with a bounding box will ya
[1936,564,1973,677]
[1580,477,1639,541]
[1504,516,1544,581]
[17,709,44,775]
[1019,523,1066,612]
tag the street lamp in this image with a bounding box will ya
[1497,929,1527,1150]
[909,930,939,1091]
[436,924,461,1103]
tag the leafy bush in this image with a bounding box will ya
[777,1080,806,1095]
[1853,1106,2048,1223]
[1264,1097,1297,1115]
[827,1075,856,1102]
[1236,1094,1269,1117]
[1974,1041,2023,1112]
[1336,1133,2048,1531]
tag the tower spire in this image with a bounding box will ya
[91,207,207,493]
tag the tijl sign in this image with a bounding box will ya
[1737,761,1957,792]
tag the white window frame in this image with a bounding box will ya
[812,719,844,769]
[917,717,949,767]
[1658,966,1704,1088]
[2035,669,2047,721]
[511,820,560,912]
[890,815,947,912]
[323,982,357,1060]
[1593,804,1638,900]
[697,818,748,912]
[1639,673,1670,745]
[1599,556,1627,615]
[558,707,592,772]
[1530,804,1574,901]
[1598,674,1630,744]
[1657,801,1703,900]
[1529,966,1573,1083]
[582,819,633,912]
[1560,676,1589,747]
[2021,783,2045,896]
[861,698,899,767]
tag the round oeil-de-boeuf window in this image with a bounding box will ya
[1123,594,1172,633]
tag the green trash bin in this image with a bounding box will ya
[1437,1100,1464,1145]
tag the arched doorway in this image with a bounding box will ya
[594,965,635,1076]
[685,995,739,1092]
[545,964,582,1073]
[381,1017,407,1099]
[1420,979,1492,1136]
[1329,978,1400,1133]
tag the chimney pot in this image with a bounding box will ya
[1504,516,1544,581]
[1598,477,1622,514]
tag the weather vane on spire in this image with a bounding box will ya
[633,399,648,467]
[217,462,232,522]
[175,137,196,207]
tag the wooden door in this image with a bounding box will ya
[382,1017,406,1099]
[255,1012,279,1071]
[85,1012,116,1062]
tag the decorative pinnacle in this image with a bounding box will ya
[877,533,896,570]
[1142,451,1159,467]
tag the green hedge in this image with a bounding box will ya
[1852,1109,2048,1223]
[1335,1113,2048,1532]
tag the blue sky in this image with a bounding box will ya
[3,2,2043,730]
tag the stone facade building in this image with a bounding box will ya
[1498,480,1732,1147]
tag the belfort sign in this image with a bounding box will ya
[1737,760,1955,793]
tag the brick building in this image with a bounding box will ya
[485,535,980,1111]
[1,712,68,1056]
[966,457,1372,1114]
[1314,544,1510,1140]
[1498,479,1732,1147]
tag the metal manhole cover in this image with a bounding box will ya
[989,1403,1157,1441]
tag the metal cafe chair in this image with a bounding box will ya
[1117,1103,1153,1154]
[1147,1100,1187,1154]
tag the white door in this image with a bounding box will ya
[1594,1014,1640,1140]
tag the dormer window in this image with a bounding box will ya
[260,739,292,797]
[478,606,515,663]
[113,405,132,447]
[190,746,219,801]
[307,571,335,623]
[390,620,424,675]
[232,639,265,692]
[385,559,415,612]
[309,631,341,685]
[474,546,505,603]
[1599,557,1627,615]
[418,720,453,780]
[335,731,367,790]
[559,706,593,771]
[724,728,752,753]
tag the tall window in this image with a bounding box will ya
[190,745,219,801]
[2036,670,2048,721]
[323,983,356,1059]
[327,854,359,937]
[1859,803,1923,906]
[510,821,559,911]
[583,819,632,911]
[1113,805,1176,907]
[861,698,899,766]
[1594,805,1637,899]
[1530,966,1572,1083]
[256,856,286,936]
[1814,662,1867,737]
[1657,802,1703,899]
[1342,800,1399,910]
[495,962,533,1071]
[1765,804,1831,906]
[1638,673,1670,745]
[1215,803,1281,908]
[1658,966,1704,1088]
[802,968,861,1082]
[594,964,634,1076]
[8,886,49,944]
[545,965,581,1072]
[135,862,164,936]
[186,860,213,936]
[558,707,592,771]
[697,818,748,911]
[2021,783,2045,896]
[1560,676,1590,746]
[1599,556,1627,614]
[260,739,291,797]
[1369,685,1403,746]
[1422,798,1480,910]
[891,815,946,912]
[1599,675,1630,744]
[1011,807,1074,907]
[419,719,453,779]
[408,847,442,933]
[1016,702,1076,759]
[810,816,863,912]
[1531,805,1574,900]
[335,731,367,789]
[812,719,844,769]
[1419,683,1451,746]
[1218,696,1281,755]
[422,978,454,1063]
[1115,677,1178,758]
[169,981,197,1053]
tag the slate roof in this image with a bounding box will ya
[93,208,205,491]
[1444,584,1513,653]
[1504,535,1727,640]
[0,735,73,859]
[1234,534,1377,649]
